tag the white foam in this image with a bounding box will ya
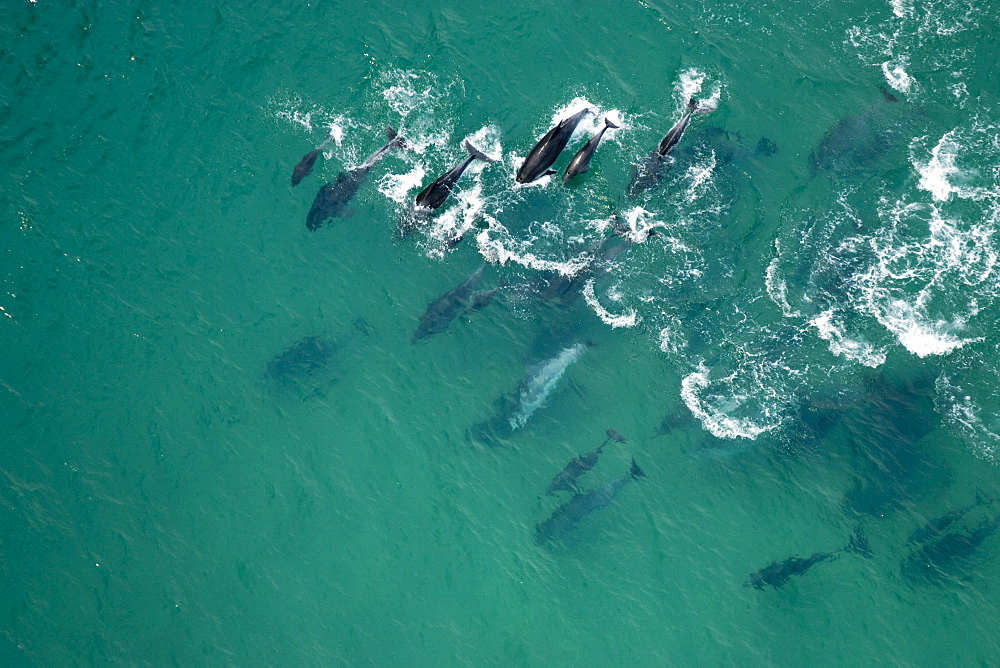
[874,298,980,357]
[916,131,962,201]
[676,68,707,105]
[683,151,717,203]
[619,206,662,242]
[581,278,639,328]
[765,253,801,318]
[658,320,686,354]
[474,215,593,275]
[808,310,887,367]
[376,164,426,204]
[680,363,782,440]
[882,57,914,93]
[935,373,999,463]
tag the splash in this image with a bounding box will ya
[582,278,639,328]
[680,362,784,440]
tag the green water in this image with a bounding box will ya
[3,0,1000,664]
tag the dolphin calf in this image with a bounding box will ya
[306,126,407,231]
[415,140,496,210]
[627,99,711,197]
[545,428,626,496]
[563,116,620,183]
[412,264,496,342]
[516,107,593,183]
[536,458,645,544]
[291,131,336,187]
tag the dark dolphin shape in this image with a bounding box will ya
[809,87,906,175]
[412,264,495,342]
[545,428,627,496]
[627,99,711,198]
[306,126,407,231]
[902,517,999,585]
[415,140,496,210]
[265,335,335,385]
[291,131,335,187]
[907,492,992,544]
[516,108,593,184]
[746,526,873,590]
[538,221,641,304]
[563,116,620,183]
[536,458,645,544]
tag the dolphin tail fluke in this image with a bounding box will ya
[630,457,646,479]
[464,140,497,163]
[386,125,410,151]
[604,117,621,130]
[686,98,699,110]
[845,525,874,559]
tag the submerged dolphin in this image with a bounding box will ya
[536,458,645,544]
[627,99,712,197]
[412,264,496,342]
[306,126,407,231]
[563,116,620,183]
[746,526,873,590]
[809,87,904,175]
[468,342,590,446]
[291,131,336,187]
[510,342,589,430]
[415,140,496,210]
[516,108,593,183]
[545,428,627,496]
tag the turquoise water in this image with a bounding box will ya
[3,0,1000,664]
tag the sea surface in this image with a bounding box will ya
[2,0,1000,664]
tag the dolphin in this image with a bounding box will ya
[809,87,903,175]
[306,126,407,231]
[536,458,645,544]
[467,342,590,446]
[538,222,640,304]
[412,264,496,342]
[291,131,336,187]
[627,99,712,197]
[563,116,620,183]
[907,491,993,544]
[902,516,1000,585]
[509,342,589,430]
[415,140,496,210]
[746,526,873,590]
[516,108,593,184]
[545,428,627,496]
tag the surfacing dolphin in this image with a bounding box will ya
[291,131,336,187]
[416,140,496,210]
[627,99,712,197]
[516,107,593,184]
[563,116,620,183]
[306,126,407,231]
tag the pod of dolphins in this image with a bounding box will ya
[273,88,998,588]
